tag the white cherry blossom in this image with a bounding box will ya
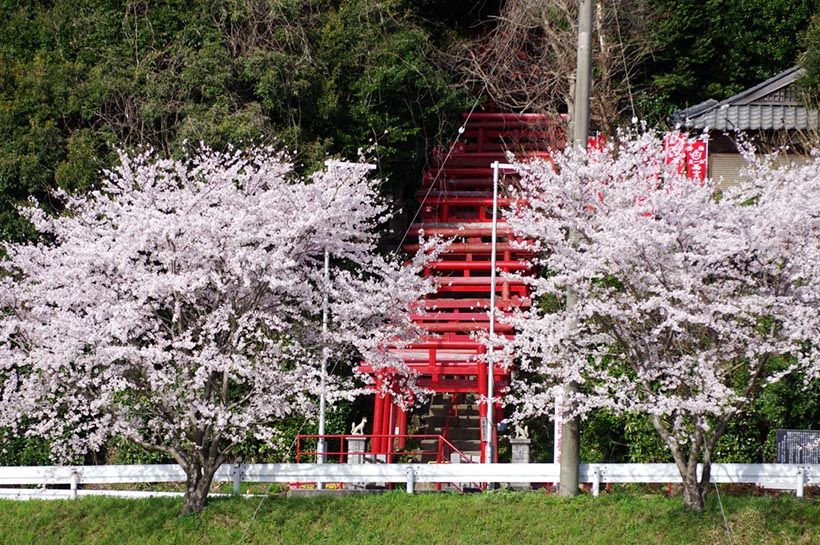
[0,146,436,514]
[505,130,820,511]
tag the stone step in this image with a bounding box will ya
[425,406,479,416]
[454,440,483,451]
[420,438,482,454]
[444,428,481,441]
[424,416,480,429]
[417,393,486,457]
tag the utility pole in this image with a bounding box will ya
[559,0,593,498]
[573,0,593,153]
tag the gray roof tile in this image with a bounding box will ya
[670,67,818,131]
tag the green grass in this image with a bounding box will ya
[1,489,820,544]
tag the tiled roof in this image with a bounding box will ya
[670,67,819,131]
[674,103,819,131]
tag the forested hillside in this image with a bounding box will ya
[645,0,818,113]
[0,0,476,242]
[1,0,817,243]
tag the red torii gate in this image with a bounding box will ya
[359,111,563,462]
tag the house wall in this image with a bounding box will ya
[710,152,810,191]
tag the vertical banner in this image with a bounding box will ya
[554,390,563,464]
[664,134,709,182]
[686,140,708,183]
[587,134,606,152]
[663,134,687,175]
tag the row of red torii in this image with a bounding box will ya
[358,111,554,463]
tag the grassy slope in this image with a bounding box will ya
[1,491,819,545]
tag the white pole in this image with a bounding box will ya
[317,250,329,488]
[554,390,563,464]
[486,161,501,465]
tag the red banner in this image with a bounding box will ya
[588,134,606,151]
[686,140,707,183]
[664,134,708,182]
[663,134,687,175]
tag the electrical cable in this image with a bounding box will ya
[393,87,488,254]
[236,419,310,545]
[713,482,734,545]
[613,7,636,121]
[393,8,544,256]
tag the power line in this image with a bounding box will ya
[393,88,488,254]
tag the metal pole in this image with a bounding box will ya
[573,0,593,152]
[317,250,329,488]
[486,161,501,465]
[559,0,593,499]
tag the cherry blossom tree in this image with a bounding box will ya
[504,131,820,511]
[0,146,436,514]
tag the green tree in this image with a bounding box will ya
[0,0,465,243]
[641,0,818,119]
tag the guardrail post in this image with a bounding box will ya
[405,467,416,495]
[232,464,243,495]
[796,467,805,498]
[591,467,600,497]
[70,469,79,500]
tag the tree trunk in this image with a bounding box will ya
[680,465,705,512]
[181,464,218,515]
[651,414,707,512]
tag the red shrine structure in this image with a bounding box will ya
[359,111,563,463]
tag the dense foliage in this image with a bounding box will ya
[642,0,818,118]
[3,0,818,244]
[798,12,820,99]
[0,0,468,243]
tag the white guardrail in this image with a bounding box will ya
[0,463,817,500]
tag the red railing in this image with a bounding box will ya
[440,394,461,461]
[296,433,474,465]
[294,433,478,492]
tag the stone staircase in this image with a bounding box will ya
[419,393,482,463]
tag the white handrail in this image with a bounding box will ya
[0,462,815,500]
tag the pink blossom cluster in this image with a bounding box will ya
[504,130,820,450]
[0,146,435,466]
